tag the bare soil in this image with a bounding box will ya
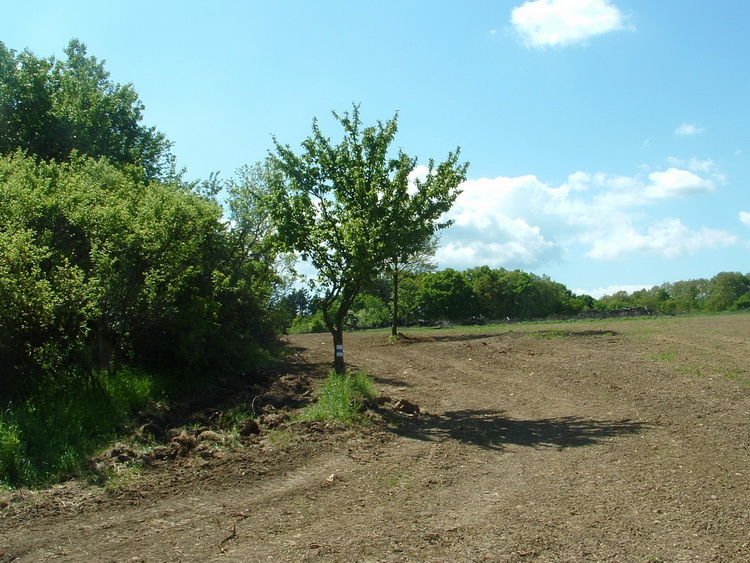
[2,314,750,562]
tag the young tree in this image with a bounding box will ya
[386,234,440,336]
[378,147,468,337]
[269,105,467,373]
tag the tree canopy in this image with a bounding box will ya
[0,39,175,181]
[0,152,281,397]
[269,105,467,372]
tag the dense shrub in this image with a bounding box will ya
[0,152,281,397]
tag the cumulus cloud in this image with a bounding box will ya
[740,211,750,228]
[586,219,737,260]
[674,123,703,136]
[511,0,626,48]
[436,176,567,268]
[646,168,715,199]
[437,218,562,269]
[436,161,735,270]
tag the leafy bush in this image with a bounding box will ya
[289,311,328,334]
[0,152,282,397]
[347,294,390,329]
[733,292,750,311]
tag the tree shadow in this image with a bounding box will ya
[393,332,506,345]
[389,408,648,452]
[371,374,413,388]
[392,329,619,346]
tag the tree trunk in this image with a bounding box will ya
[332,328,345,374]
[391,272,399,337]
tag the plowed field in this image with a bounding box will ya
[2,314,749,562]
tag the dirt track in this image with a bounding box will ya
[2,314,750,562]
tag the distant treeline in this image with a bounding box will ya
[596,272,750,315]
[286,268,750,332]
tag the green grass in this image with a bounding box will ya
[527,330,568,340]
[263,428,298,449]
[0,368,164,489]
[725,370,750,385]
[216,403,256,430]
[299,371,377,424]
[650,350,678,362]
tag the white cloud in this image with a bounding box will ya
[740,211,750,228]
[586,219,737,260]
[687,158,715,173]
[665,157,726,184]
[511,0,626,48]
[674,123,703,136]
[437,218,562,269]
[436,160,735,271]
[646,168,715,199]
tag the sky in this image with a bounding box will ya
[3,1,749,297]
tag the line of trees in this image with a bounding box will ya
[287,268,750,332]
[286,266,593,331]
[596,272,750,314]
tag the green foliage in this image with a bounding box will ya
[269,104,467,372]
[732,292,750,311]
[0,150,281,397]
[300,372,377,424]
[0,368,163,487]
[705,272,750,312]
[0,41,285,395]
[289,311,328,334]
[347,293,391,329]
[460,266,585,321]
[0,40,175,181]
[412,268,474,321]
[597,272,750,315]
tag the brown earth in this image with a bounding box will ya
[2,314,750,562]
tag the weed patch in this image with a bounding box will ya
[725,370,749,385]
[0,369,164,488]
[650,350,677,362]
[263,428,298,449]
[299,372,377,424]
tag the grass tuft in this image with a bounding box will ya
[299,371,377,424]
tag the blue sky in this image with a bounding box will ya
[3,1,749,297]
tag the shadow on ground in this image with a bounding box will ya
[391,408,648,452]
[385,329,619,346]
